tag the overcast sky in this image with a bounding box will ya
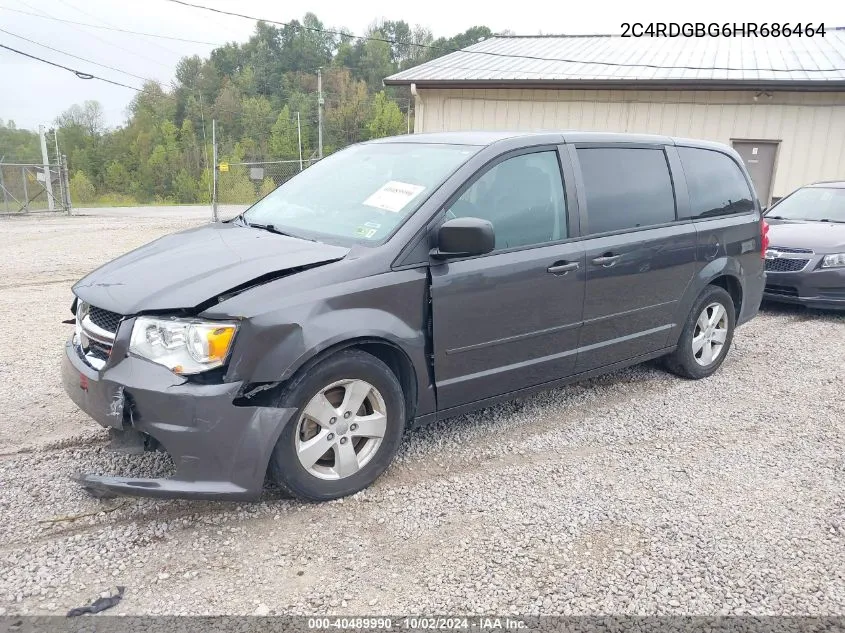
[1,0,843,131]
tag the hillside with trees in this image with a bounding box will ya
[1,16,495,206]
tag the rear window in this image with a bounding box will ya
[678,147,755,219]
[577,147,676,235]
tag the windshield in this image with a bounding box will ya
[767,187,845,222]
[242,142,479,242]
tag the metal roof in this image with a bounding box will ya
[384,33,845,88]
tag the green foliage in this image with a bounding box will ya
[0,119,40,162]
[218,167,256,204]
[37,15,494,205]
[69,171,96,204]
[94,193,139,207]
[174,169,199,203]
[259,177,276,198]
[367,92,406,138]
[269,106,299,159]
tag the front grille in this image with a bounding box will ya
[89,306,122,334]
[766,258,809,273]
[87,340,112,361]
[769,245,813,254]
[765,284,799,297]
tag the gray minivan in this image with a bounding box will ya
[63,131,767,502]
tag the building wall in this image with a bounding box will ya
[413,88,845,199]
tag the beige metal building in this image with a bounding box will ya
[385,33,845,205]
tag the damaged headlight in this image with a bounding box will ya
[129,317,238,375]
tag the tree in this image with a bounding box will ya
[360,32,396,92]
[173,169,199,203]
[367,92,405,138]
[19,14,496,205]
[69,171,96,204]
[259,177,276,198]
[56,100,106,136]
[104,161,131,193]
[269,105,299,159]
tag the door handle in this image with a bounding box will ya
[591,254,621,267]
[547,261,580,275]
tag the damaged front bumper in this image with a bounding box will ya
[62,339,295,501]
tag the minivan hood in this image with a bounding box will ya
[766,219,845,252]
[73,222,349,315]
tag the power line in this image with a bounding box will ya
[54,0,184,59]
[162,0,845,73]
[17,0,176,71]
[0,30,249,122]
[0,5,222,45]
[0,28,153,83]
[0,43,144,90]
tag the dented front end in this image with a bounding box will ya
[63,315,296,500]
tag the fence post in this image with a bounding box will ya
[21,166,29,212]
[62,155,72,215]
[211,119,218,222]
[55,154,66,214]
[0,166,8,213]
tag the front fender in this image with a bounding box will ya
[212,269,433,415]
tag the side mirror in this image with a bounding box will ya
[431,217,495,259]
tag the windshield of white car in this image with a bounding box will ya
[767,187,845,223]
[242,143,480,243]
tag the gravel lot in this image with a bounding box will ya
[1,207,843,617]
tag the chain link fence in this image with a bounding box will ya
[0,159,71,214]
[212,158,319,219]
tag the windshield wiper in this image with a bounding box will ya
[247,222,316,241]
[766,215,785,220]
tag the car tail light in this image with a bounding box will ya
[760,219,770,259]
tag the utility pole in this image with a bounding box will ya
[317,67,324,159]
[39,125,55,211]
[296,111,303,171]
[211,119,218,222]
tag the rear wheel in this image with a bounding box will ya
[665,285,736,379]
[268,349,405,501]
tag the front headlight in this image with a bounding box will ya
[821,253,845,268]
[129,317,238,375]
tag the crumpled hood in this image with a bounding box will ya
[73,222,349,315]
[767,219,845,253]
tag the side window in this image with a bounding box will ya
[677,147,755,218]
[577,147,676,235]
[447,151,567,250]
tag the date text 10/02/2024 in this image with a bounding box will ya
[307,617,528,630]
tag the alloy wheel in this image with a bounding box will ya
[692,302,729,366]
[295,379,387,480]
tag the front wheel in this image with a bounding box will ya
[268,349,405,501]
[665,286,736,379]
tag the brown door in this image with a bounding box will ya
[731,141,778,207]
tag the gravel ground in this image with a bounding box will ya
[0,207,843,617]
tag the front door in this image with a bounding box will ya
[732,141,778,207]
[572,145,698,372]
[430,149,585,411]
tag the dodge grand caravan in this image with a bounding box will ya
[63,131,766,502]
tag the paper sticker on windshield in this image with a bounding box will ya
[355,226,378,239]
[363,181,425,213]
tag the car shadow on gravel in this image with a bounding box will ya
[760,300,845,322]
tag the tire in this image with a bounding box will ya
[268,349,405,501]
[664,285,736,380]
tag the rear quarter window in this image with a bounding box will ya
[577,147,677,235]
[678,147,755,219]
